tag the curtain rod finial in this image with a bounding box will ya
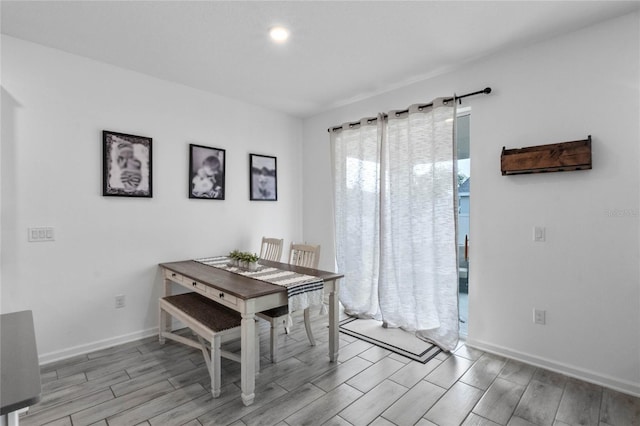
[484,87,492,94]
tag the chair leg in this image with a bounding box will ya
[269,318,279,363]
[303,308,316,346]
[211,334,221,398]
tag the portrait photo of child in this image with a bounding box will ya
[249,154,277,201]
[103,130,152,198]
[189,144,226,200]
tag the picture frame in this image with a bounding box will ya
[103,130,152,197]
[189,144,226,200]
[250,154,277,201]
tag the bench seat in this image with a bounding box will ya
[159,292,259,397]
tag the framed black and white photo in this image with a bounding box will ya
[189,144,226,200]
[103,130,152,197]
[250,154,277,201]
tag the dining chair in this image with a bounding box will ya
[259,237,284,262]
[257,242,321,363]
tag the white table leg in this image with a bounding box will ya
[328,279,340,362]
[240,312,256,406]
[159,278,171,344]
[164,277,171,296]
[159,307,167,344]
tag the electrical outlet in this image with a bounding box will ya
[533,308,546,325]
[115,295,126,309]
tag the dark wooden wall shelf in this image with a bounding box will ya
[500,135,592,175]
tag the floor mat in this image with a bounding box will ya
[339,317,442,363]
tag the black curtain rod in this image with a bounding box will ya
[327,87,492,132]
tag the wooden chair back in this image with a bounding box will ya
[260,237,284,262]
[288,243,321,269]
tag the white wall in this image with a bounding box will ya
[302,12,640,395]
[1,36,304,362]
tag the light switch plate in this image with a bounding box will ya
[533,226,545,242]
[28,227,55,242]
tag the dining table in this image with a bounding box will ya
[158,258,343,406]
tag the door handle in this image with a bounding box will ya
[464,234,469,262]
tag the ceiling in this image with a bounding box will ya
[2,1,639,118]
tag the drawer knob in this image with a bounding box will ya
[171,273,176,277]
[219,293,224,298]
[192,282,197,287]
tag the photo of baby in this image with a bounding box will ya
[189,144,225,200]
[103,131,152,198]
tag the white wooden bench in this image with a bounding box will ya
[159,292,259,397]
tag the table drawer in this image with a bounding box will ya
[164,269,183,284]
[208,288,237,307]
[185,279,208,295]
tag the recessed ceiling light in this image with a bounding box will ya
[269,26,290,43]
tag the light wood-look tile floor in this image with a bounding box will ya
[23,311,640,426]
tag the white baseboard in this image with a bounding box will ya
[465,337,640,398]
[39,327,159,365]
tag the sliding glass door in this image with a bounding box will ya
[457,110,470,337]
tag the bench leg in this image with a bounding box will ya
[211,334,221,398]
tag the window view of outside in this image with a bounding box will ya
[457,112,470,336]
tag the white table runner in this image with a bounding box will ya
[194,256,324,314]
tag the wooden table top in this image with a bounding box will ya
[159,259,343,301]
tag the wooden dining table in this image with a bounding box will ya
[158,258,343,406]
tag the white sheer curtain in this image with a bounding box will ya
[330,98,459,351]
[331,116,383,319]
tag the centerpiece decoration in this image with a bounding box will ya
[227,250,260,271]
